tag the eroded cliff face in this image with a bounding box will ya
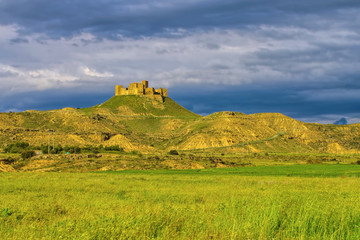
[166,111,360,153]
[1,97,360,154]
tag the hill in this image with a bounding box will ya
[0,95,360,154]
[90,95,200,118]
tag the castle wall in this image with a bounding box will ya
[115,81,167,102]
[115,85,123,95]
[163,89,168,97]
[120,88,129,95]
[142,80,149,88]
[145,87,155,95]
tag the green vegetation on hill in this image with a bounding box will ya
[89,95,201,118]
[0,95,360,155]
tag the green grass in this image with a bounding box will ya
[86,95,201,118]
[118,117,165,134]
[102,164,360,177]
[1,165,360,239]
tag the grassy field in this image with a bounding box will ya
[2,151,360,172]
[1,165,360,239]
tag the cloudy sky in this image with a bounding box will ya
[0,0,359,123]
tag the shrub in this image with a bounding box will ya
[53,145,63,154]
[169,150,179,155]
[82,145,101,153]
[116,190,127,199]
[63,146,81,154]
[0,208,13,217]
[41,145,49,154]
[21,150,35,160]
[130,150,142,157]
[0,157,15,164]
[4,142,30,153]
[41,144,63,154]
[104,145,124,152]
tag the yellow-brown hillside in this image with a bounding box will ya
[0,96,359,154]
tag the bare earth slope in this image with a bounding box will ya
[0,96,359,153]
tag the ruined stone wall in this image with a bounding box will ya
[115,85,123,95]
[115,80,167,102]
[162,89,168,97]
[145,87,155,95]
[142,80,149,88]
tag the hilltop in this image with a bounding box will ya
[90,95,199,118]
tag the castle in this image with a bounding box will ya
[115,80,168,102]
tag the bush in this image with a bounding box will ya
[4,142,30,153]
[0,208,13,217]
[63,146,81,154]
[0,157,15,164]
[21,150,35,160]
[41,144,63,154]
[104,145,124,152]
[169,150,179,155]
[53,145,63,154]
[130,150,142,156]
[82,145,101,153]
[41,145,49,154]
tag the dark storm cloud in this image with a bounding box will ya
[171,84,360,122]
[0,0,359,38]
[2,83,359,124]
[0,0,359,124]
[0,89,112,112]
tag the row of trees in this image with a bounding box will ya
[3,142,125,155]
[3,142,179,159]
[41,145,124,154]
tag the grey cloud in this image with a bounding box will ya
[205,43,220,50]
[0,1,359,123]
[0,0,359,38]
[0,72,16,77]
[10,37,29,44]
[210,64,230,70]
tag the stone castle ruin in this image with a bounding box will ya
[115,80,168,102]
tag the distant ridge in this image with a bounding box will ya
[334,117,348,125]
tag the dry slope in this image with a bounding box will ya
[0,96,359,153]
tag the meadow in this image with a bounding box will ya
[1,164,360,239]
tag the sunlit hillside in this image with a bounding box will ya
[0,95,359,154]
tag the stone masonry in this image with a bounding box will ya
[115,80,168,102]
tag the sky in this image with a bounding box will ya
[0,0,360,124]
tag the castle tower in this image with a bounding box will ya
[163,89,168,97]
[115,85,123,96]
[142,80,149,88]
